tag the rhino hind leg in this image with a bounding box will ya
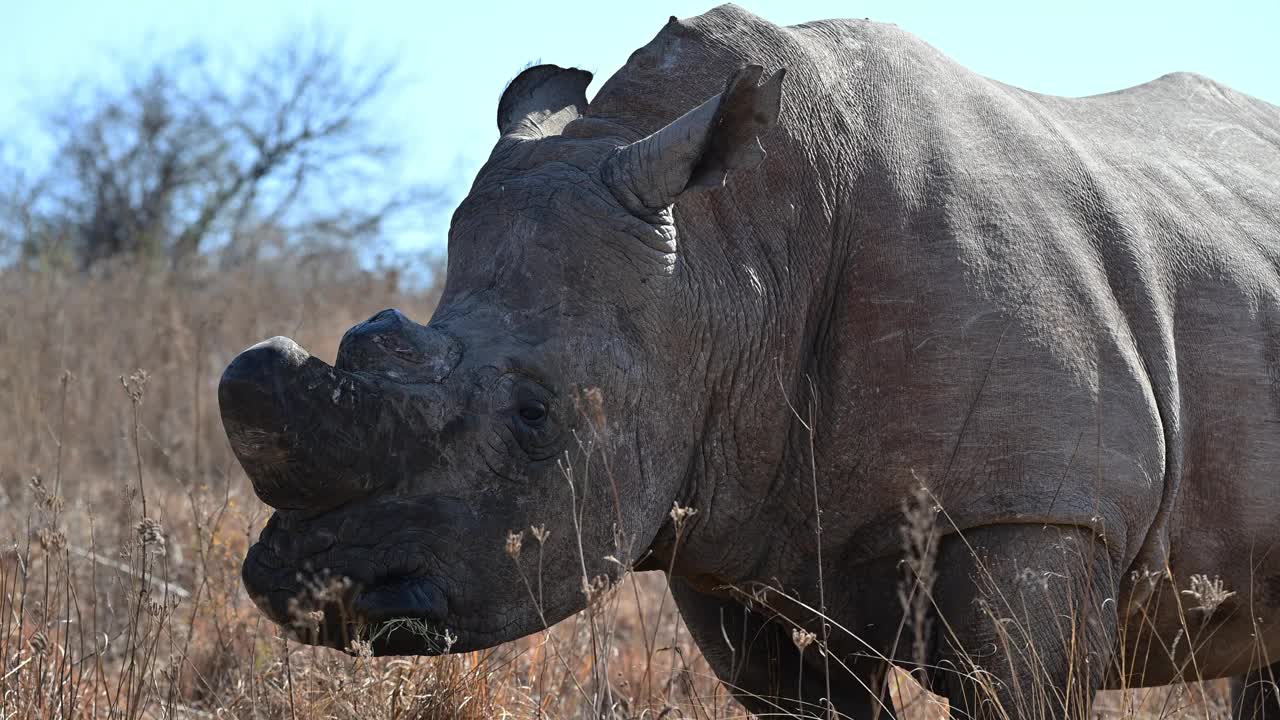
[929,524,1121,720]
[1233,663,1280,719]
[668,577,898,718]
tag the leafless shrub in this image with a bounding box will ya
[2,29,437,272]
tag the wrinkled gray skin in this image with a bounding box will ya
[220,5,1280,718]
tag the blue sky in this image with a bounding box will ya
[2,0,1276,253]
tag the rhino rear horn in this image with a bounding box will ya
[497,64,593,139]
[603,64,786,214]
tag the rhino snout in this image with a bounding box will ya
[242,523,453,656]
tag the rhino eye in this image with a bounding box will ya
[518,403,547,425]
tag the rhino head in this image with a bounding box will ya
[220,63,785,655]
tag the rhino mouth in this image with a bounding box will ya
[242,513,465,656]
[242,531,531,656]
[280,582,458,657]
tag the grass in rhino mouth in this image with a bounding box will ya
[293,606,459,657]
[361,617,458,655]
[271,573,453,656]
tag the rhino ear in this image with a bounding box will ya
[497,64,593,139]
[603,64,785,214]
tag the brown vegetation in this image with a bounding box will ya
[0,255,1245,719]
[0,256,736,719]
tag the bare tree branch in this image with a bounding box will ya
[3,27,430,270]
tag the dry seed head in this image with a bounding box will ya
[347,638,374,658]
[530,524,550,544]
[299,574,352,604]
[791,628,816,653]
[505,530,524,560]
[120,369,150,404]
[581,573,612,609]
[1130,565,1172,590]
[43,493,65,513]
[37,527,66,553]
[286,596,324,632]
[670,501,697,531]
[1182,573,1235,617]
[297,610,324,632]
[575,386,607,432]
[135,517,166,553]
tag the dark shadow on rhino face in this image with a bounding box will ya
[222,304,635,655]
[221,59,784,655]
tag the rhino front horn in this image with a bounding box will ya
[219,336,381,512]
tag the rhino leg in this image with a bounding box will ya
[929,524,1120,720]
[669,576,897,718]
[1232,662,1280,719]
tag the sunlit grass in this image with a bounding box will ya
[0,258,1244,718]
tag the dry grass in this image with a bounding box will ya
[0,255,731,719]
[0,255,1238,718]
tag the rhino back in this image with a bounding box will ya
[886,53,1280,681]
[591,4,1280,681]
